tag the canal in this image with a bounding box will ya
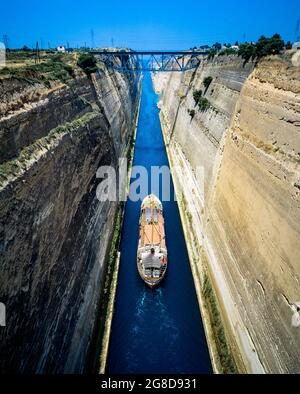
[107,72,212,374]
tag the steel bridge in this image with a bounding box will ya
[90,50,209,72]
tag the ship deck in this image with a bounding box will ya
[139,209,165,248]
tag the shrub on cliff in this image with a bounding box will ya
[238,34,285,65]
[207,49,217,60]
[77,53,98,75]
[198,97,210,111]
[203,76,213,92]
[0,58,75,85]
[218,47,238,56]
[62,63,75,78]
[188,109,195,119]
[193,89,203,105]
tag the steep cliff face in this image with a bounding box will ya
[153,56,253,201]
[0,58,140,372]
[154,54,300,373]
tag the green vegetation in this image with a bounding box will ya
[77,53,98,75]
[198,97,210,111]
[203,76,213,91]
[188,109,195,119]
[193,89,203,104]
[285,41,292,50]
[208,44,237,59]
[212,42,222,51]
[126,132,136,165]
[238,34,285,65]
[207,49,216,60]
[218,47,237,56]
[202,273,238,374]
[93,204,123,372]
[102,207,123,296]
[0,55,75,85]
[193,89,210,111]
[181,188,237,373]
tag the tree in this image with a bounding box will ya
[238,34,284,66]
[207,49,217,60]
[255,34,284,59]
[77,53,98,75]
[238,43,257,65]
[212,42,222,51]
[285,41,292,50]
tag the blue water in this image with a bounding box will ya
[107,73,212,374]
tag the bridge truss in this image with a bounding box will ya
[90,50,208,72]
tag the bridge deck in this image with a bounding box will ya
[91,50,208,72]
[91,50,209,55]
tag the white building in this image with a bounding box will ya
[57,45,66,53]
[292,42,300,50]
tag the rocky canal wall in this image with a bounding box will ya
[0,57,141,372]
[153,53,300,373]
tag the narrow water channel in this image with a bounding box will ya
[107,72,212,374]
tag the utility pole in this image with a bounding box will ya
[111,37,114,48]
[296,19,300,42]
[35,41,41,64]
[91,29,95,49]
[2,34,9,49]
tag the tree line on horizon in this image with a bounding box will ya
[5,33,294,69]
[204,34,291,65]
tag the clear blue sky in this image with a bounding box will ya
[1,0,299,49]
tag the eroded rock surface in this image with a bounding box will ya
[154,54,300,373]
[0,60,140,372]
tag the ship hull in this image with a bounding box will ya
[137,195,168,288]
[137,262,167,288]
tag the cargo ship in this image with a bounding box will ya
[137,194,167,288]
